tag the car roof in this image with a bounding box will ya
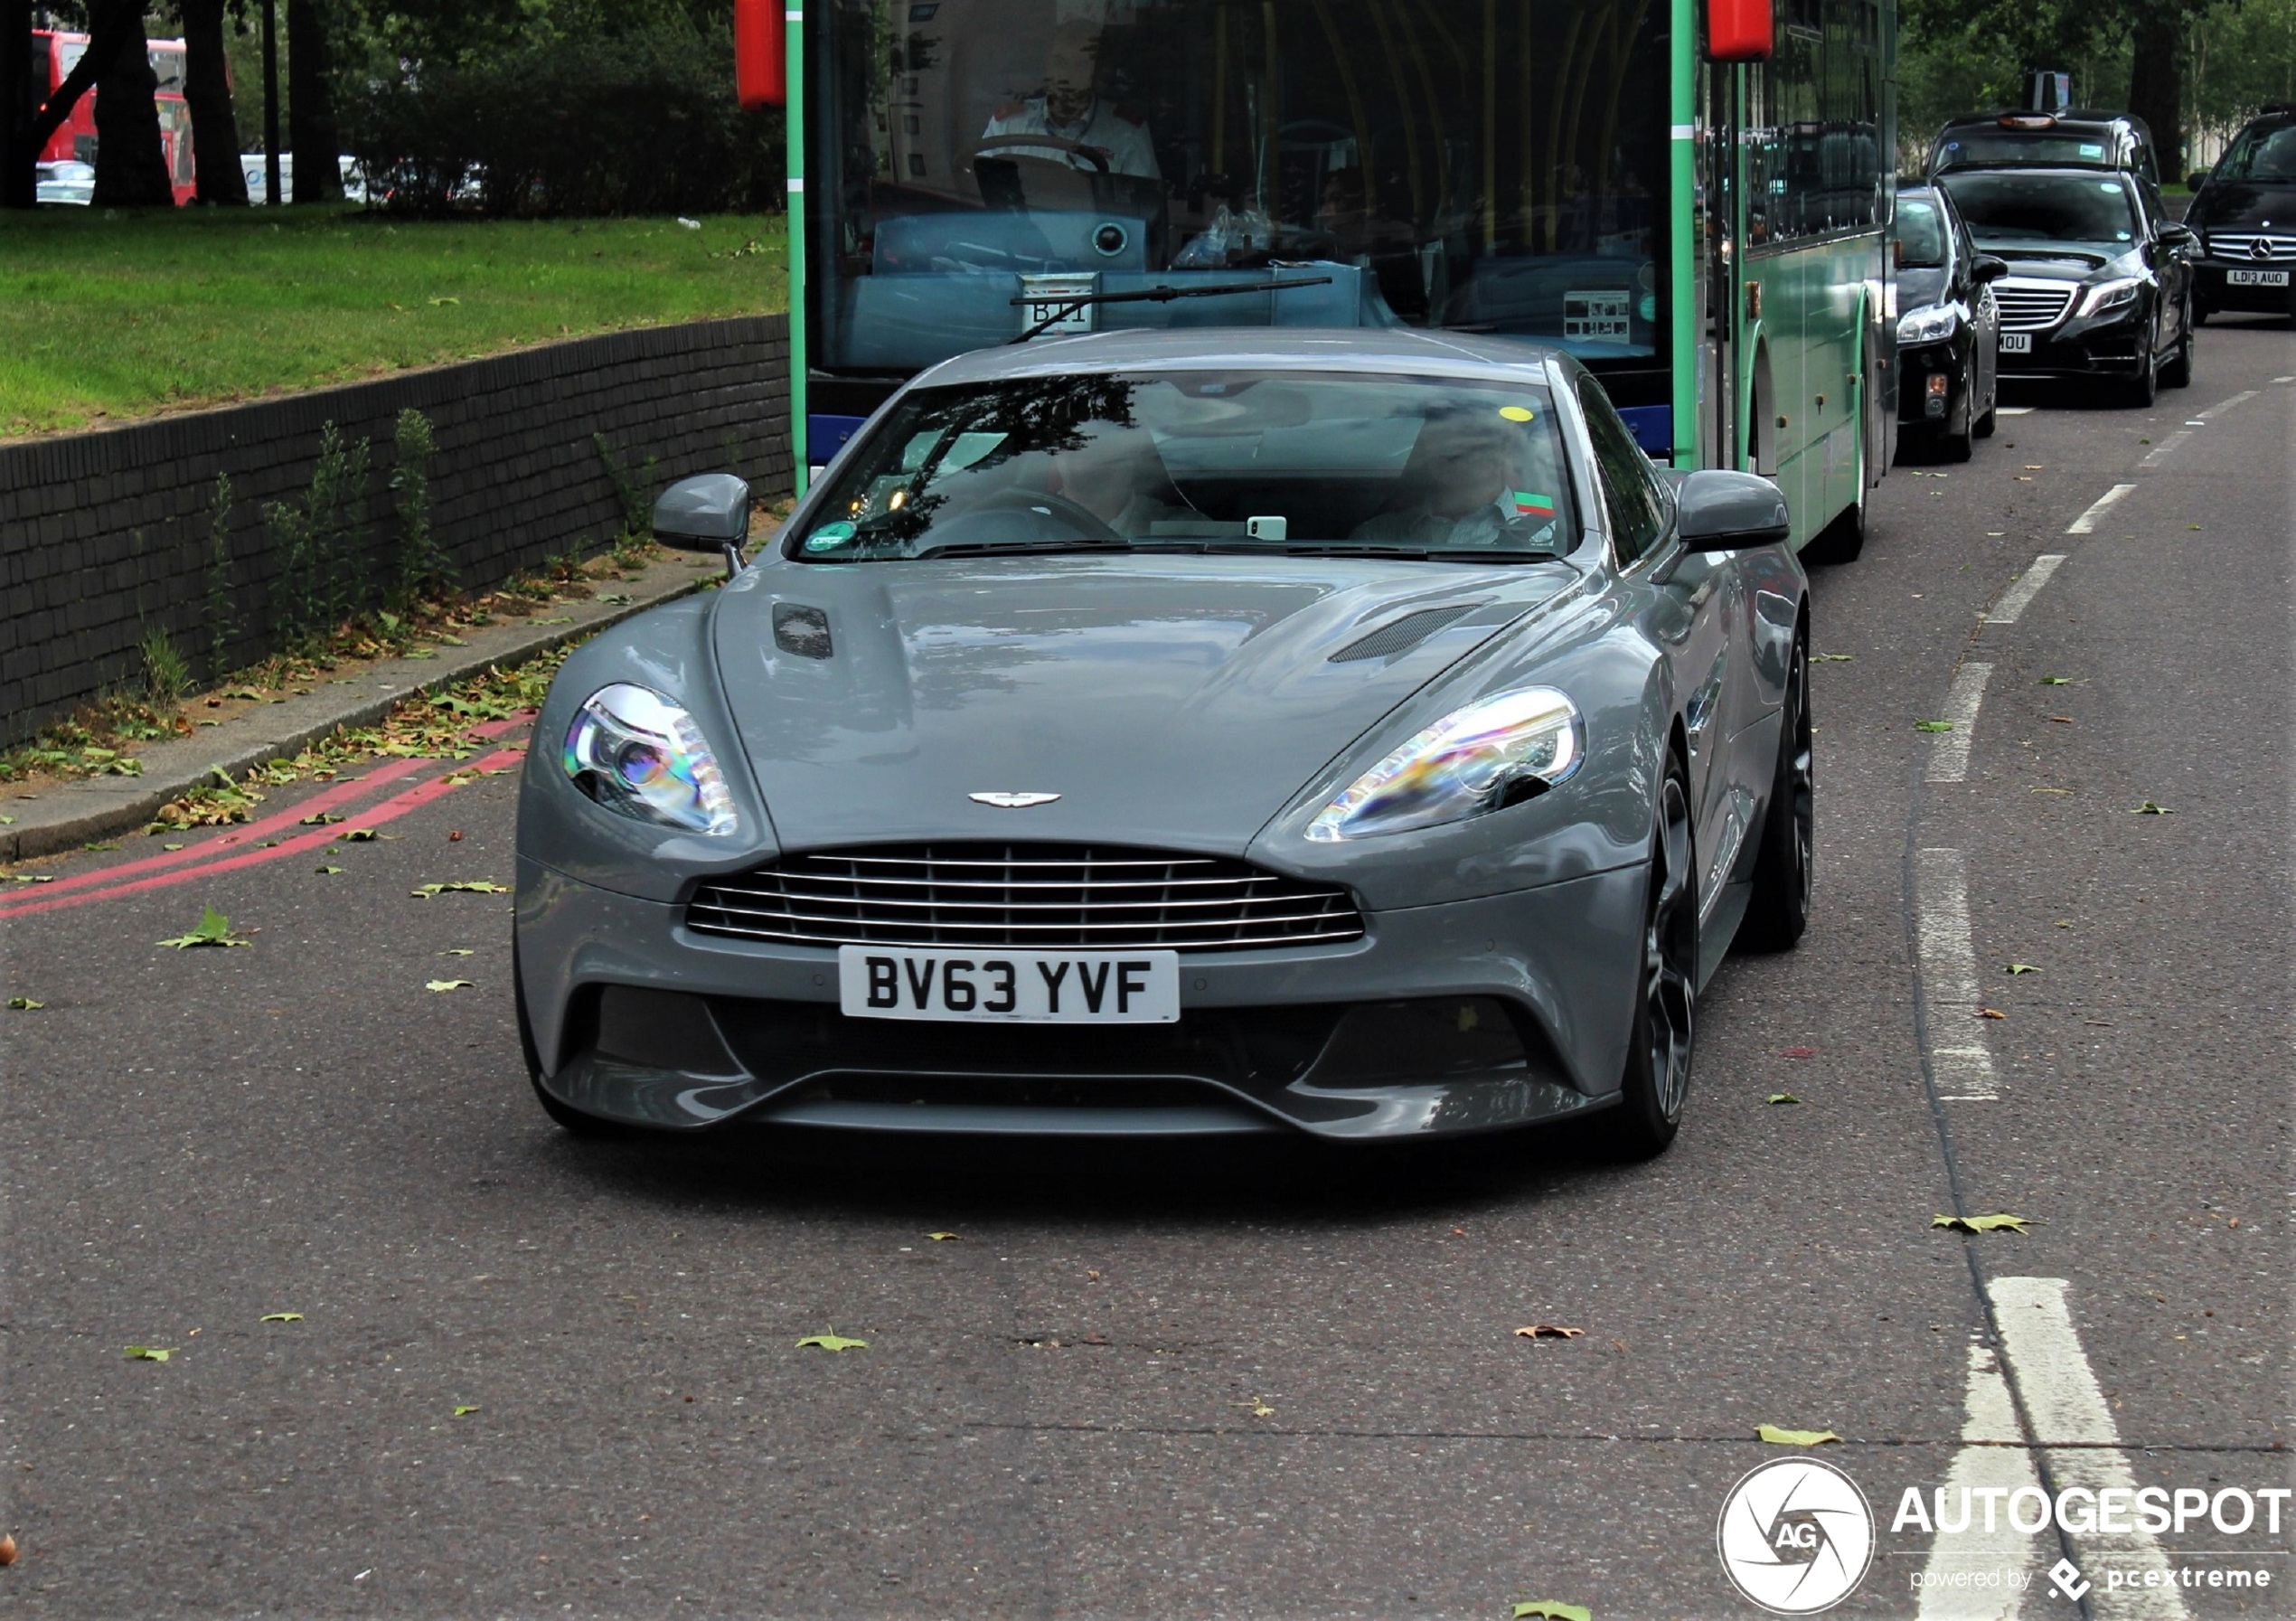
[913,326,1572,390]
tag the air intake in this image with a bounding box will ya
[1331,604,1475,663]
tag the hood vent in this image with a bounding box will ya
[1330,604,1476,664]
[773,602,834,659]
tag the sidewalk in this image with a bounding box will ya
[0,551,721,866]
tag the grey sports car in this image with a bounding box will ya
[513,329,1812,1155]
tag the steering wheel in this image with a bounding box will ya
[971,487,1124,543]
[972,134,1112,174]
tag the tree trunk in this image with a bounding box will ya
[90,5,175,207]
[22,0,141,159]
[4,0,34,209]
[287,0,340,203]
[2128,8,2185,179]
[180,0,248,204]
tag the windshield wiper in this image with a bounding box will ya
[1190,542,1555,564]
[911,538,1136,560]
[1007,276,1334,344]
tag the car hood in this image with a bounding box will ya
[1985,243,2139,280]
[710,554,1583,853]
[1899,266,1951,308]
[2192,184,2296,229]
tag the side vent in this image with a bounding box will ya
[773,602,834,659]
[1329,604,1475,664]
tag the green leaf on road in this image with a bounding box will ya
[123,1345,174,1362]
[2006,964,2040,975]
[337,828,380,842]
[1933,1213,2031,1234]
[1766,1092,1801,1105]
[426,979,475,993]
[1512,1602,1593,1621]
[1915,721,1955,733]
[441,948,475,957]
[259,1313,304,1324]
[7,998,43,1011]
[1757,1424,1840,1447]
[2131,801,2174,815]
[2039,676,2073,685]
[410,881,511,899]
[795,1333,869,1352]
[156,904,249,949]
[927,1231,960,1241]
[298,812,344,826]
[315,864,343,875]
[9,874,54,884]
[453,1404,481,1416]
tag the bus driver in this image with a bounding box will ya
[981,23,1161,181]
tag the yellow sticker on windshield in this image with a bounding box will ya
[1499,405,1537,422]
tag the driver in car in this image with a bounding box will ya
[981,23,1161,180]
[1350,409,1565,550]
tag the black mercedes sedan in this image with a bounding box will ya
[2185,108,2296,323]
[1935,167,2196,405]
[1892,185,2005,460]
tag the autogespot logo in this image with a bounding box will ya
[1717,1457,1877,1614]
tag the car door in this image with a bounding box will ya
[2138,177,2188,349]
[1576,377,1740,915]
[1955,212,1999,414]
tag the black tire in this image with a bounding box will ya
[1596,755,1698,1159]
[1737,635,1813,952]
[514,941,625,1137]
[1971,403,1997,439]
[1799,484,1866,563]
[2122,334,2160,407]
[2160,317,2194,389]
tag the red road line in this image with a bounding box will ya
[3,746,527,919]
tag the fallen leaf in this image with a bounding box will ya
[1985,530,2006,536]
[8,874,54,884]
[123,1345,174,1362]
[1976,1006,2007,1019]
[2006,964,2040,975]
[453,1404,481,1416]
[1915,720,1955,733]
[426,979,475,993]
[1757,1424,1841,1447]
[2039,676,2073,685]
[1514,1324,1585,1340]
[298,812,343,826]
[0,1532,14,1565]
[448,830,463,842]
[156,904,249,949]
[796,1333,869,1352]
[1237,1396,1276,1418]
[1767,1092,1802,1105]
[2131,801,2174,815]
[410,881,511,899]
[315,864,343,875]
[337,828,380,843]
[441,947,475,957]
[927,1231,960,1241]
[2029,787,2073,796]
[1512,1600,1592,1621]
[163,842,186,852]
[1933,1213,2031,1234]
[1811,653,1856,662]
[428,295,461,306]
[2047,715,2075,724]
[1779,1046,1816,1059]
[6,998,42,1011]
[259,1312,304,1324]
[2022,464,2045,470]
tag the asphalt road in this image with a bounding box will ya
[1,323,2289,1619]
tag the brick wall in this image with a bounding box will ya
[0,315,790,747]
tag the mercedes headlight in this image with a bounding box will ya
[1896,304,1959,344]
[1307,687,1584,842]
[562,683,739,835]
[2078,278,2143,317]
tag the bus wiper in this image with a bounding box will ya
[1007,277,1335,344]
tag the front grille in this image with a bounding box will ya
[1994,281,2075,330]
[687,843,1366,952]
[2207,231,2296,262]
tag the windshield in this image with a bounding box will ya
[1894,198,1948,268]
[790,372,1578,562]
[809,0,1670,373]
[1936,173,2136,247]
[2217,121,2296,184]
[1935,130,2120,172]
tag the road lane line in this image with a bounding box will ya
[2193,389,2257,421]
[2066,484,2137,534]
[2137,431,2189,468]
[1987,1278,2190,1618]
[1915,848,1997,1101]
[1983,558,2066,626]
[0,746,525,919]
[1925,663,1994,783]
[1915,1343,2044,1619]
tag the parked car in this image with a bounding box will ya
[1935,167,2195,404]
[1893,184,2005,458]
[1929,109,2160,184]
[512,329,1813,1157]
[2184,105,2296,323]
[33,160,93,206]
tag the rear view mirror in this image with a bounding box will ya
[1971,253,2009,283]
[653,473,752,549]
[1676,469,1791,551]
[2158,222,2196,249]
[2186,171,2210,193]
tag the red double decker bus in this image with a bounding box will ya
[30,29,196,206]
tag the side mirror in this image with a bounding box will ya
[1676,469,1791,551]
[2186,171,2210,193]
[2158,222,2196,249]
[1970,253,2009,283]
[652,473,753,576]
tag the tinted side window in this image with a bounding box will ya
[1576,379,1670,565]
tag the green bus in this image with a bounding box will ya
[773,0,1896,555]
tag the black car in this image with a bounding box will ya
[1935,167,2196,405]
[1930,110,2160,184]
[2185,107,2296,323]
[1893,185,2005,459]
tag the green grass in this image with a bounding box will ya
[0,208,787,438]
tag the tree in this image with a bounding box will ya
[90,3,174,206]
[4,0,33,210]
[181,0,249,203]
[287,0,340,201]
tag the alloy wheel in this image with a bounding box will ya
[1642,772,1698,1122]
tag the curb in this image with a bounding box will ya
[0,554,721,867]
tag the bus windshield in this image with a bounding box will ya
[810,0,1669,374]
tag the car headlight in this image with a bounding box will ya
[562,683,739,835]
[2078,278,2143,317]
[1306,687,1584,842]
[1896,304,1959,344]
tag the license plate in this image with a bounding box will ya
[2000,332,2033,353]
[838,945,1180,1023]
[2227,269,2289,287]
[1017,272,1096,337]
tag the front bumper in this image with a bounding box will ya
[514,855,1646,1140]
[1896,340,1968,429]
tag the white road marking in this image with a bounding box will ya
[1925,663,1995,783]
[1994,405,2037,415]
[1915,1343,2044,1620]
[2273,375,2295,384]
[1915,847,1997,1100]
[2194,389,2258,420]
[1984,557,2066,625]
[2066,483,2137,534]
[1988,1278,2190,1618]
[2137,430,2189,468]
